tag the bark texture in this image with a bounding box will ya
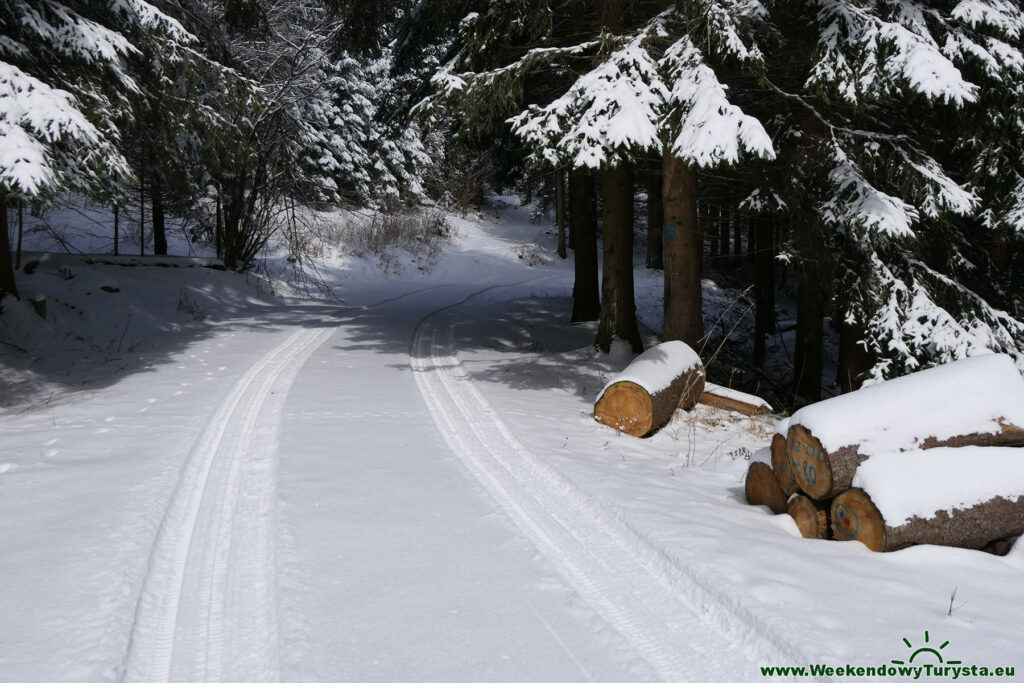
[662,153,703,348]
[596,164,642,352]
[0,198,18,300]
[794,258,824,402]
[570,168,600,323]
[646,166,663,269]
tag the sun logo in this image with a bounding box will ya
[891,631,962,666]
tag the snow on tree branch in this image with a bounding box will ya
[809,0,979,105]
[661,36,774,166]
[952,0,1024,38]
[823,144,917,238]
[0,62,99,195]
[510,34,664,168]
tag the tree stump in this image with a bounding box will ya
[787,495,830,539]
[744,461,789,513]
[785,354,1024,499]
[832,488,1024,552]
[595,341,704,437]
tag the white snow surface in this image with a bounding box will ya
[790,353,1024,455]
[853,446,1024,526]
[597,340,702,399]
[1,196,1022,681]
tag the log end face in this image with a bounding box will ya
[595,381,653,437]
[786,424,832,499]
[832,489,885,552]
[745,461,789,514]
[771,433,799,496]
[787,495,829,539]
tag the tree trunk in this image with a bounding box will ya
[836,315,873,393]
[556,170,567,260]
[753,215,775,368]
[152,174,167,256]
[113,205,120,256]
[0,198,19,300]
[794,257,823,402]
[594,341,705,437]
[215,189,223,261]
[662,153,703,348]
[596,163,642,353]
[139,177,146,257]
[570,168,600,323]
[833,487,1024,552]
[732,204,742,268]
[646,166,663,269]
[788,495,831,539]
[745,461,789,514]
[15,200,24,270]
[718,205,729,268]
[708,201,719,258]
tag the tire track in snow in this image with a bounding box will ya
[411,296,810,682]
[121,325,334,683]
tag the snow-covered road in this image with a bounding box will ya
[3,204,1022,682]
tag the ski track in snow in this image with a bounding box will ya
[120,325,334,683]
[411,288,806,682]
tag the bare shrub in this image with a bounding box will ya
[344,208,455,271]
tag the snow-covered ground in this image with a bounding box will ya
[1,198,1022,682]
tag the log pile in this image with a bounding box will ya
[743,355,1024,553]
[594,341,777,437]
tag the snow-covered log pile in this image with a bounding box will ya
[743,354,1024,553]
[594,341,705,437]
[784,354,1024,500]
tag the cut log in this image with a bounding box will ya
[699,382,772,416]
[832,488,1024,552]
[595,341,705,437]
[771,430,799,497]
[786,495,830,539]
[744,461,789,514]
[785,354,1024,499]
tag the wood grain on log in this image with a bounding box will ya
[831,488,1024,552]
[786,421,1024,500]
[744,461,789,514]
[771,433,799,496]
[787,495,830,539]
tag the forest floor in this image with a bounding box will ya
[0,196,1021,681]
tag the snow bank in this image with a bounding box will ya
[790,354,1024,455]
[853,446,1024,525]
[597,340,702,399]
